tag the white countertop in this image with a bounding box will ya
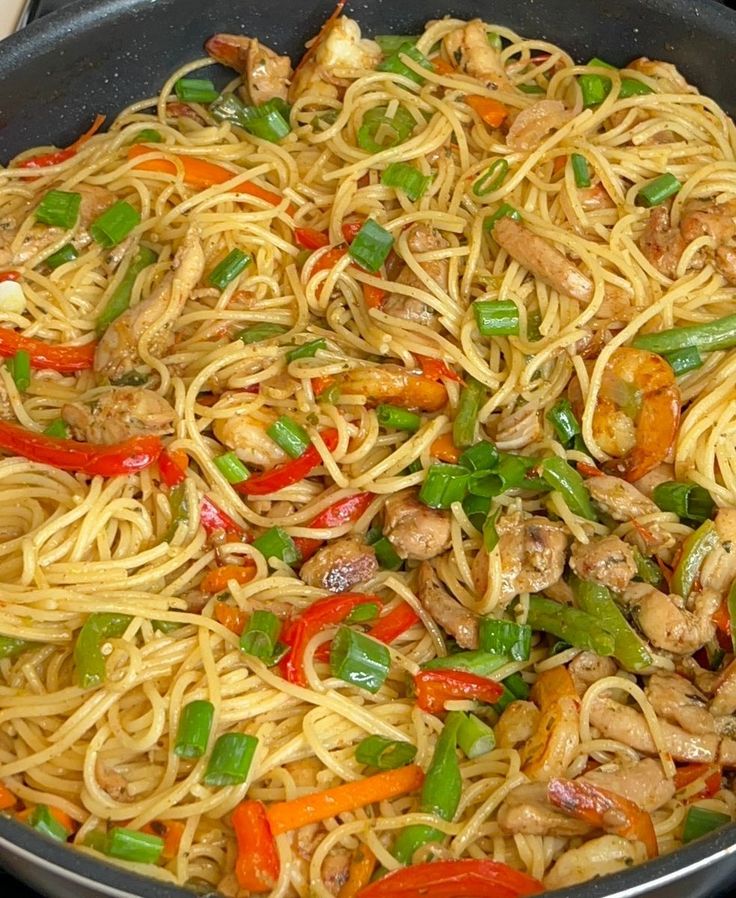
[1,1,27,39]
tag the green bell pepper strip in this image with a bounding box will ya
[526,595,615,656]
[631,312,736,355]
[541,456,597,520]
[96,246,158,335]
[672,520,719,599]
[0,636,36,660]
[571,575,652,671]
[74,613,133,688]
[422,650,508,677]
[392,711,463,864]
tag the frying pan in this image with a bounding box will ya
[1,0,736,895]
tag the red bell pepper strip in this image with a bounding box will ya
[548,777,658,859]
[158,448,187,487]
[200,496,247,540]
[232,800,280,893]
[673,763,722,800]
[295,227,329,250]
[292,492,375,561]
[0,327,95,373]
[310,246,348,274]
[279,593,380,687]
[413,669,504,714]
[356,859,543,898]
[368,602,421,644]
[236,428,339,497]
[18,114,106,169]
[417,355,464,384]
[342,220,364,243]
[363,283,387,309]
[0,420,161,476]
[0,272,20,283]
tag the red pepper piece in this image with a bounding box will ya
[295,227,329,250]
[413,669,504,714]
[341,220,364,243]
[673,763,722,800]
[18,114,106,170]
[158,448,187,487]
[368,602,420,644]
[0,420,161,476]
[0,272,21,283]
[417,354,464,384]
[200,496,247,540]
[355,858,543,898]
[236,428,339,496]
[279,593,379,687]
[232,800,280,893]
[292,491,375,562]
[0,327,95,373]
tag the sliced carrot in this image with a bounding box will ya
[201,562,257,595]
[127,146,294,212]
[266,764,424,835]
[312,375,337,397]
[213,602,248,634]
[431,432,461,464]
[0,784,15,811]
[465,95,508,128]
[432,58,455,76]
[142,819,185,860]
[553,154,567,176]
[17,804,75,832]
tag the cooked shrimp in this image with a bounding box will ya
[289,16,381,102]
[569,535,637,592]
[206,34,292,103]
[384,491,452,560]
[473,512,568,606]
[494,404,540,451]
[213,411,289,469]
[544,835,647,889]
[493,217,594,302]
[644,672,715,735]
[300,534,378,593]
[582,758,675,812]
[632,463,675,499]
[443,19,512,91]
[579,184,616,212]
[520,667,581,781]
[591,347,680,482]
[506,100,573,152]
[497,782,592,837]
[698,509,736,596]
[94,227,205,381]
[382,225,449,327]
[569,651,618,697]
[625,582,720,655]
[416,562,478,648]
[62,387,174,444]
[495,700,540,749]
[628,57,698,94]
[337,364,447,411]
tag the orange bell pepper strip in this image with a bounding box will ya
[363,283,387,309]
[310,246,348,274]
[266,763,424,835]
[141,819,185,860]
[0,327,95,373]
[673,763,722,800]
[576,460,603,478]
[430,432,461,463]
[201,561,257,594]
[355,859,544,898]
[127,145,294,212]
[465,95,509,128]
[0,421,161,476]
[432,58,456,76]
[232,800,280,893]
[18,114,105,169]
[553,154,568,177]
[236,428,339,496]
[213,601,249,634]
[548,777,659,858]
[413,669,504,714]
[338,846,376,898]
[0,784,15,811]
[158,448,188,487]
[292,492,375,562]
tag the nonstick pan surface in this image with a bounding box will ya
[0,1,735,896]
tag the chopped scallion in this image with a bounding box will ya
[105,827,164,864]
[419,463,471,509]
[484,203,522,231]
[457,712,496,759]
[356,734,417,769]
[377,404,421,432]
[381,162,431,202]
[459,441,499,473]
[546,398,582,446]
[35,189,81,229]
[252,527,299,565]
[267,415,310,459]
[473,159,509,196]
[664,345,703,376]
[330,626,391,693]
[174,700,214,759]
[203,732,258,786]
[175,77,219,103]
[377,41,433,84]
[348,219,394,272]
[571,153,591,188]
[287,338,326,362]
[7,350,30,391]
[29,805,69,842]
[237,322,289,344]
[682,805,730,843]
[240,610,282,662]
[44,243,79,270]
[374,35,420,53]
[474,299,520,337]
[347,602,381,624]
[43,418,69,439]
[131,128,163,144]
[208,248,251,290]
[453,377,486,448]
[636,172,682,207]
[357,105,415,153]
[90,201,141,248]
[214,451,250,484]
[541,455,597,520]
[373,536,403,571]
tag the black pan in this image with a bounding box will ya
[0,0,736,896]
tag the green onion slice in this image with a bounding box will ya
[381,162,431,202]
[214,451,250,484]
[355,734,417,769]
[330,626,391,693]
[474,299,520,337]
[29,805,69,842]
[237,323,289,344]
[45,244,79,270]
[175,77,219,103]
[174,700,214,759]
[682,806,730,844]
[267,415,311,459]
[571,153,591,188]
[484,203,522,231]
[457,712,496,759]
[376,404,421,432]
[252,527,300,565]
[43,418,69,439]
[348,219,394,273]
[636,172,682,207]
[373,537,403,571]
[453,377,486,449]
[546,398,582,446]
[240,610,282,662]
[7,350,30,391]
[287,338,326,362]
[419,463,471,509]
[203,732,258,786]
[90,201,141,248]
[105,827,164,864]
[35,190,81,229]
[473,159,509,196]
[377,42,433,84]
[208,249,252,290]
[357,105,415,154]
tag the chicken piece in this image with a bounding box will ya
[632,463,675,499]
[383,489,452,560]
[96,760,129,801]
[443,19,512,91]
[497,783,592,837]
[506,100,573,152]
[72,184,116,250]
[638,204,687,279]
[322,849,351,896]
[62,387,174,445]
[495,700,539,749]
[680,199,736,245]
[543,579,575,604]
[644,672,715,735]
[628,57,697,94]
[625,582,720,655]
[715,245,736,284]
[416,562,478,649]
[300,534,378,593]
[290,16,381,102]
[569,535,637,592]
[569,651,618,697]
[382,226,449,327]
[699,509,736,596]
[586,474,674,551]
[94,227,205,381]
[589,695,724,764]
[494,405,540,451]
[473,513,568,606]
[582,758,675,812]
[544,835,647,890]
[710,660,736,718]
[206,34,292,104]
[213,410,289,469]
[493,217,594,303]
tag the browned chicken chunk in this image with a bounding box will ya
[300,534,378,592]
[382,225,450,327]
[569,535,637,592]
[417,562,478,648]
[383,489,452,560]
[62,387,175,444]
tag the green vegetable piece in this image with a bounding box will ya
[636,172,682,207]
[457,712,496,758]
[330,626,391,693]
[287,338,326,362]
[473,159,509,197]
[90,201,141,248]
[682,805,731,843]
[105,827,164,864]
[453,377,486,448]
[546,398,582,446]
[484,203,521,231]
[652,481,715,523]
[252,527,300,565]
[571,153,591,188]
[377,404,421,432]
[419,463,471,508]
[381,162,432,202]
[478,618,531,661]
[44,244,79,270]
[0,636,36,660]
[473,299,520,337]
[348,219,394,273]
[356,734,417,769]
[422,651,508,677]
[267,415,310,459]
[35,190,81,229]
[74,613,132,688]
[208,248,251,290]
[174,699,214,759]
[541,455,597,520]
[526,595,615,656]
[240,610,282,662]
[377,41,433,84]
[175,77,219,103]
[28,805,69,842]
[203,732,258,786]
[96,245,158,334]
[672,519,719,599]
[237,322,289,344]
[214,451,250,484]
[664,346,703,377]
